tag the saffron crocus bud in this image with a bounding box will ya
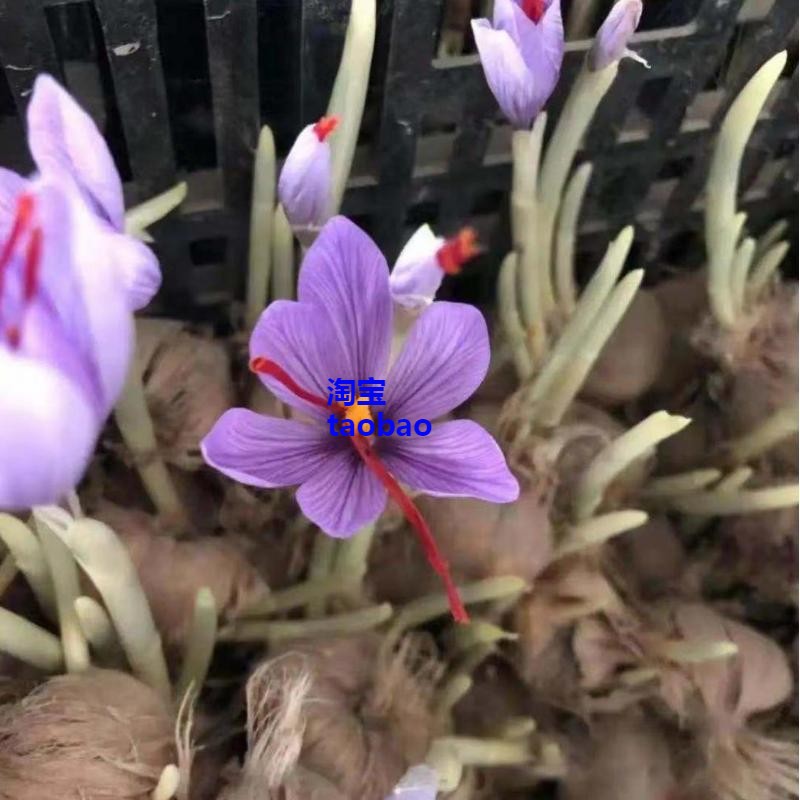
[24,74,161,309]
[277,115,339,235]
[384,764,439,799]
[390,225,479,310]
[471,0,564,129]
[588,0,649,72]
[0,179,134,509]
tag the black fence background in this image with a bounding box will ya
[0,0,795,321]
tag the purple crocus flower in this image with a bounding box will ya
[0,178,134,508]
[390,225,479,310]
[0,74,160,310]
[588,0,649,72]
[278,116,339,234]
[202,216,519,621]
[384,764,439,799]
[471,0,564,129]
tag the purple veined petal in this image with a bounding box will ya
[471,20,541,129]
[296,447,387,537]
[0,349,99,509]
[513,0,564,112]
[34,178,134,415]
[385,301,489,421]
[382,419,520,504]
[390,224,445,310]
[26,74,125,230]
[278,122,332,230]
[107,229,162,310]
[588,0,647,71]
[249,299,346,418]
[297,216,393,380]
[0,168,28,239]
[384,764,439,799]
[201,408,336,488]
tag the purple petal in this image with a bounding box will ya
[382,420,520,503]
[296,448,386,537]
[278,123,332,230]
[26,74,125,230]
[0,350,98,509]
[249,300,343,418]
[589,0,644,71]
[107,230,161,310]
[297,216,393,380]
[471,20,540,129]
[384,764,439,799]
[201,409,335,488]
[512,0,564,112]
[385,302,489,420]
[390,224,444,310]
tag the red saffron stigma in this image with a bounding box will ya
[23,227,42,301]
[0,193,35,298]
[351,434,469,623]
[250,356,330,410]
[435,228,479,276]
[313,115,340,142]
[249,355,470,623]
[521,0,545,22]
[5,326,19,349]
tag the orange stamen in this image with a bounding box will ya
[435,228,479,275]
[250,356,469,623]
[521,0,545,22]
[313,115,340,143]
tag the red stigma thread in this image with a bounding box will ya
[0,193,35,299]
[313,115,340,142]
[521,0,545,22]
[23,227,42,301]
[435,228,479,276]
[250,355,470,623]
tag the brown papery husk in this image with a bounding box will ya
[369,484,553,605]
[581,290,670,407]
[136,317,235,470]
[560,712,678,800]
[93,501,268,648]
[712,507,798,605]
[0,669,175,800]
[261,633,442,800]
[694,284,799,474]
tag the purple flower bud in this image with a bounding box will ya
[471,0,564,130]
[588,0,649,72]
[383,764,439,799]
[277,116,338,232]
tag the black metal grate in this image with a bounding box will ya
[0,0,796,320]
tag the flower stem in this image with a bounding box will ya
[497,252,533,381]
[705,51,787,328]
[523,226,633,413]
[306,534,337,617]
[536,268,644,427]
[176,588,218,702]
[332,521,376,605]
[115,361,186,528]
[755,219,788,260]
[572,412,691,520]
[679,467,754,536]
[271,204,295,300]
[219,603,392,642]
[434,674,472,723]
[492,717,537,740]
[246,125,276,328]
[0,553,15,598]
[59,518,172,700]
[748,240,789,300]
[730,235,755,316]
[325,0,376,214]
[0,606,64,672]
[33,513,90,673]
[656,639,738,664]
[239,575,356,618]
[0,512,55,618]
[555,162,593,315]
[74,596,125,667]
[557,510,648,556]
[124,182,187,239]
[723,403,799,465]
[445,620,518,655]
[668,484,800,516]
[642,469,723,498]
